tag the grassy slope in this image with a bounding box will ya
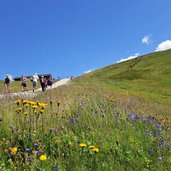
[0,80,37,94]
[74,49,171,106]
[1,51,171,170]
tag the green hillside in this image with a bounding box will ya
[74,49,171,106]
[1,50,171,170]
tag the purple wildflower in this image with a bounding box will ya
[28,157,33,163]
[150,149,153,155]
[163,141,167,145]
[34,143,38,147]
[25,148,30,153]
[53,166,59,170]
[0,118,3,122]
[10,125,14,129]
[156,124,162,131]
[35,150,40,155]
[159,136,163,141]
[158,143,163,148]
[133,115,139,121]
[71,117,78,125]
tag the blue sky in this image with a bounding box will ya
[0,0,171,79]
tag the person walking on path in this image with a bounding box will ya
[47,75,53,88]
[32,73,39,92]
[21,75,27,92]
[4,75,11,94]
[40,76,47,92]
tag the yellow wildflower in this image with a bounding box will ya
[16,108,22,112]
[39,154,47,161]
[30,101,36,106]
[91,147,99,153]
[24,104,30,108]
[23,100,28,104]
[79,143,87,148]
[24,112,28,115]
[89,145,96,149]
[15,100,21,105]
[40,109,44,113]
[39,103,48,108]
[32,105,38,109]
[11,147,17,155]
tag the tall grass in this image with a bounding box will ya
[0,84,171,170]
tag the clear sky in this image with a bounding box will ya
[0,0,171,79]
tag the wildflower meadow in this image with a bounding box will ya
[0,84,171,171]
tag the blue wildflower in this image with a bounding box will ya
[28,157,33,163]
[10,125,14,129]
[25,148,30,153]
[34,143,38,147]
[53,166,59,170]
[71,117,78,125]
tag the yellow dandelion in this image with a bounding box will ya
[79,143,87,148]
[91,147,99,153]
[39,154,47,161]
[11,147,17,155]
[89,145,96,149]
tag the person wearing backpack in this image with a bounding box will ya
[4,75,11,94]
[40,76,47,92]
[21,75,28,92]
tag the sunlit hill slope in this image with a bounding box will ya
[75,49,171,105]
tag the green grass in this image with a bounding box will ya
[0,85,171,170]
[1,50,171,170]
[0,80,34,94]
[74,49,171,106]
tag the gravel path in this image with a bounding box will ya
[0,78,70,99]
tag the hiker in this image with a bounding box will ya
[4,75,11,94]
[40,76,47,92]
[32,73,39,92]
[21,75,27,92]
[47,76,53,88]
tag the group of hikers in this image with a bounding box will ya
[4,73,53,94]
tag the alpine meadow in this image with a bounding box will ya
[0,49,171,171]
